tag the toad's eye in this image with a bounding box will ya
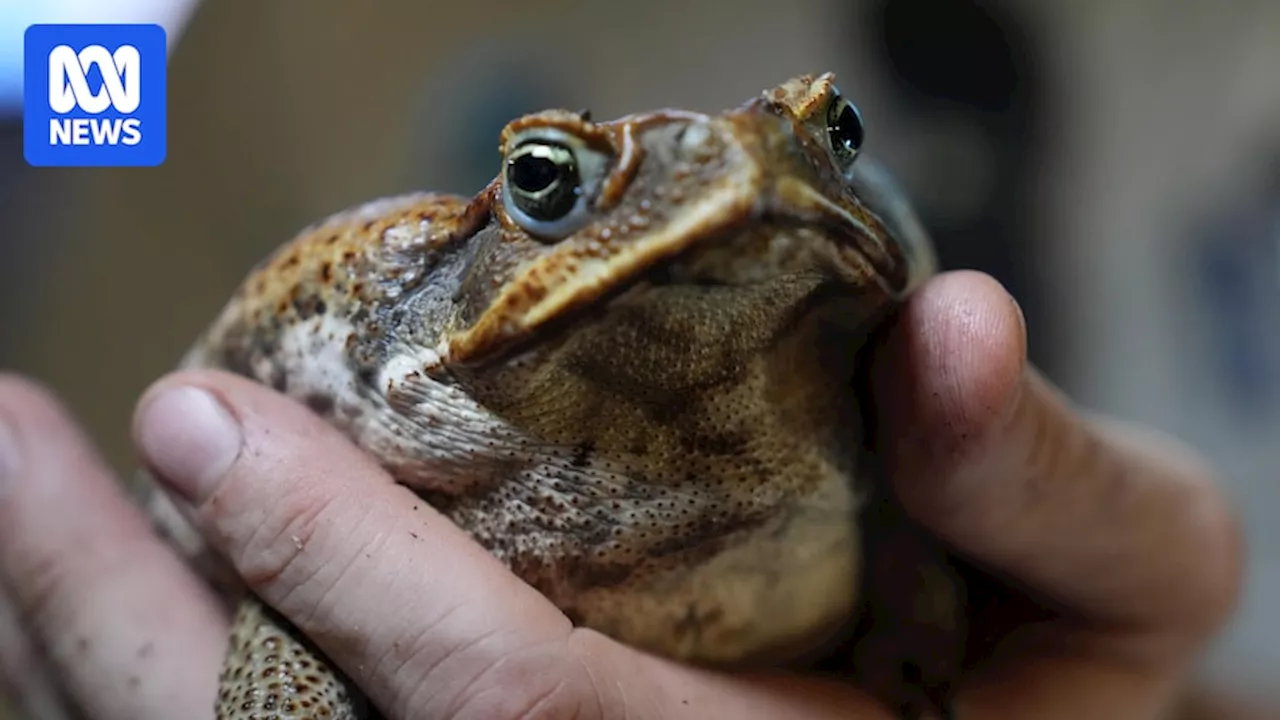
[825,94,865,171]
[506,141,579,222]
[501,133,608,240]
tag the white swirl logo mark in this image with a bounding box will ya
[47,44,141,114]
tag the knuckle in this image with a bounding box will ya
[219,486,335,596]
[1118,425,1248,636]
[1134,427,1247,632]
[214,482,386,629]
[1182,476,1246,632]
[406,638,597,720]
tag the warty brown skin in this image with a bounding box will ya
[144,72,961,720]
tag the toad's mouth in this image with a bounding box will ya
[448,216,906,370]
[761,176,911,298]
[447,165,931,366]
[636,220,896,295]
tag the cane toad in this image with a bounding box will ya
[146,72,964,719]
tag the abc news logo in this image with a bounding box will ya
[48,44,144,147]
[24,24,167,167]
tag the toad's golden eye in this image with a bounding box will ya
[505,141,580,223]
[825,93,865,170]
[501,129,610,241]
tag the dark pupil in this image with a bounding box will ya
[506,143,580,223]
[830,103,864,155]
[510,154,561,193]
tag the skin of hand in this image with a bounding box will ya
[0,271,1245,720]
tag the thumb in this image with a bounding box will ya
[871,271,1242,636]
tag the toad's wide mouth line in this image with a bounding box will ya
[764,211,907,297]
[637,215,904,295]
[760,178,909,298]
[450,219,902,370]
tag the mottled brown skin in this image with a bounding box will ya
[147,73,964,719]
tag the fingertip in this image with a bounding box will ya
[133,369,255,439]
[0,373,89,455]
[0,373,113,507]
[134,382,244,505]
[132,368,346,504]
[873,270,1027,480]
[0,373,62,410]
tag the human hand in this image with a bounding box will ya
[0,271,1243,719]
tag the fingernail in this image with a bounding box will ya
[0,412,19,497]
[137,386,242,503]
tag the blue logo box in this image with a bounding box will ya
[24,24,167,167]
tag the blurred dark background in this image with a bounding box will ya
[2,0,1278,717]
